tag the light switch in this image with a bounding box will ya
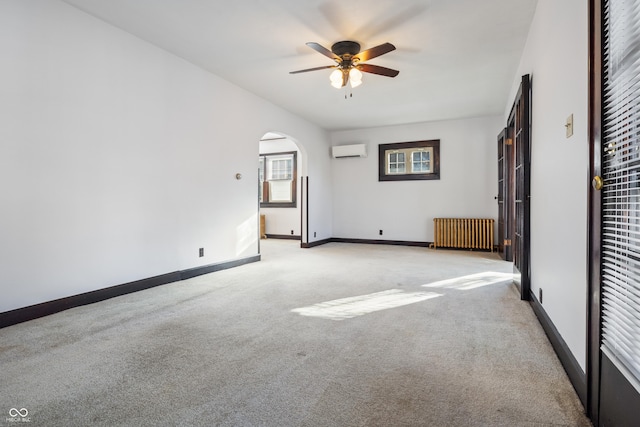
[565,114,574,138]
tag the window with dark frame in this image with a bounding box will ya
[259,151,297,208]
[379,140,440,181]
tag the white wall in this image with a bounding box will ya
[259,137,301,237]
[0,0,331,313]
[505,0,589,371]
[330,116,503,242]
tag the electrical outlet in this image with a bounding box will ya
[314,232,317,238]
[379,230,383,236]
[291,230,294,235]
[539,288,543,304]
[199,248,204,257]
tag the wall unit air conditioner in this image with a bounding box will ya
[331,144,367,158]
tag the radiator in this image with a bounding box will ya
[430,218,495,251]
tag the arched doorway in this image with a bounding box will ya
[258,132,307,249]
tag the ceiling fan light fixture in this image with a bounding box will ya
[330,69,343,88]
[349,68,363,88]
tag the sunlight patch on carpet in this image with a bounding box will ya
[292,289,442,320]
[422,271,514,291]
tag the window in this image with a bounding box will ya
[269,158,292,180]
[259,151,296,207]
[388,152,406,174]
[411,150,431,173]
[599,0,640,395]
[379,140,440,181]
[258,156,264,203]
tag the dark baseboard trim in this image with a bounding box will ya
[301,238,332,248]
[331,237,431,247]
[529,290,587,408]
[300,237,494,251]
[179,255,260,280]
[0,254,260,329]
[300,238,432,249]
[265,234,301,240]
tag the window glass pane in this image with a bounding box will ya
[268,155,293,180]
[388,152,407,174]
[259,158,264,182]
[600,0,640,386]
[259,157,265,202]
[410,150,431,173]
[269,180,293,202]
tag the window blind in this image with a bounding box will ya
[601,0,640,391]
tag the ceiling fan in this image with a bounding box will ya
[290,41,399,88]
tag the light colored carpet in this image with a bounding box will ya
[0,240,591,426]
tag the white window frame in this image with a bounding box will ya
[411,150,431,173]
[387,151,406,174]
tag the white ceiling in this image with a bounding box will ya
[61,0,538,131]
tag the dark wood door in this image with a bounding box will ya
[508,75,531,301]
[497,128,513,261]
[589,0,640,424]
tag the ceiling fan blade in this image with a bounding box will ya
[358,63,400,77]
[354,42,396,62]
[289,65,337,74]
[306,42,340,61]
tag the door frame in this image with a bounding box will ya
[588,0,640,424]
[508,74,532,301]
[587,0,602,422]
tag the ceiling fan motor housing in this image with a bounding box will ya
[331,41,361,57]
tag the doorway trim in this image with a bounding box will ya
[587,0,602,422]
[507,74,532,301]
[258,131,308,247]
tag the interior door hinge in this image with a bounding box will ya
[505,138,513,146]
[504,239,512,246]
